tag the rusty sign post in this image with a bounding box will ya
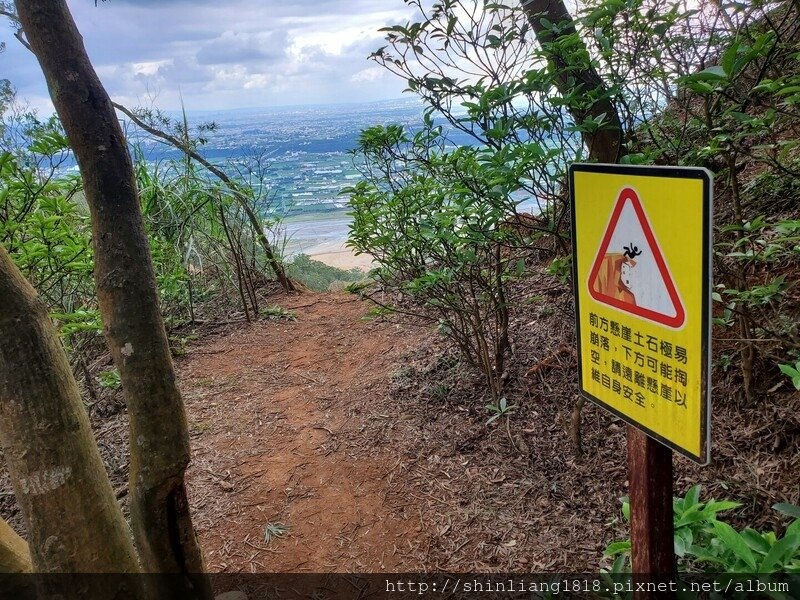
[570,164,712,597]
[628,428,676,596]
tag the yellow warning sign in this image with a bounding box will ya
[570,164,712,463]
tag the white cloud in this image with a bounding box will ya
[2,0,416,112]
[132,60,173,77]
[350,67,387,83]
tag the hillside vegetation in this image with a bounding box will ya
[0,0,798,585]
[344,0,800,573]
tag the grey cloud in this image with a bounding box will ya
[5,0,414,110]
[195,30,289,66]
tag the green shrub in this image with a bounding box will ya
[347,124,534,402]
[605,486,800,574]
[98,368,122,391]
[285,253,364,291]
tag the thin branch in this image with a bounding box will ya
[111,101,297,292]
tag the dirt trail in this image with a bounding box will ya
[180,293,426,572]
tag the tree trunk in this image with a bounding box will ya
[0,247,140,581]
[521,0,624,456]
[15,2,211,595]
[521,0,625,163]
[0,517,31,573]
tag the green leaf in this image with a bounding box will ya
[774,503,800,519]
[604,540,631,557]
[683,80,715,94]
[674,534,687,557]
[776,85,800,96]
[686,545,727,566]
[694,65,727,81]
[684,485,701,509]
[704,500,741,513]
[778,363,800,380]
[712,520,757,570]
[787,520,800,539]
[759,535,800,572]
[611,553,629,574]
[721,41,739,76]
[741,528,772,555]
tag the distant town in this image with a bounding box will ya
[131,98,429,217]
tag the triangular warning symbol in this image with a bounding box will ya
[587,187,685,328]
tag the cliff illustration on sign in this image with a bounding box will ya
[588,187,685,329]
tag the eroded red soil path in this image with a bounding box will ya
[180,293,426,572]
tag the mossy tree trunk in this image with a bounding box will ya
[15,1,211,595]
[0,247,141,583]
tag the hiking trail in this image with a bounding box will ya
[181,293,426,572]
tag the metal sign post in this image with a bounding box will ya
[570,164,713,597]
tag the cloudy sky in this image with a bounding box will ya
[3,0,418,113]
